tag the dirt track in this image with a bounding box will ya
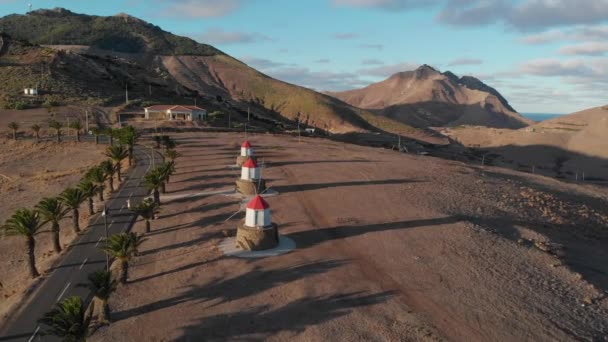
[93,132,608,341]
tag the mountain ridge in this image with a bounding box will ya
[327,65,532,129]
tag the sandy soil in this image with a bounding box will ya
[88,132,608,341]
[0,138,105,320]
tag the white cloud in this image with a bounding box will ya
[359,62,420,77]
[448,58,483,66]
[332,32,360,40]
[559,42,608,56]
[158,0,246,18]
[358,43,384,50]
[520,25,608,44]
[438,0,608,31]
[194,28,273,45]
[361,58,384,65]
[331,0,439,10]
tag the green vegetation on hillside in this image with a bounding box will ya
[0,8,221,55]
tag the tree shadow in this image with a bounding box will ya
[129,257,222,285]
[160,200,238,220]
[113,260,351,321]
[272,178,425,193]
[173,182,234,194]
[268,160,380,167]
[172,173,232,184]
[175,290,394,341]
[288,216,462,250]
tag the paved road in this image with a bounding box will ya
[0,146,158,341]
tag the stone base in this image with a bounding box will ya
[235,178,266,195]
[236,155,257,166]
[236,222,279,251]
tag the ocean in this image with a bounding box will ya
[521,113,564,122]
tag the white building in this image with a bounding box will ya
[241,140,254,157]
[23,88,38,96]
[241,158,260,181]
[245,195,272,227]
[144,105,207,121]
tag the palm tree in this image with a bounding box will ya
[100,232,145,283]
[31,123,41,141]
[159,161,175,185]
[39,296,90,342]
[161,135,176,151]
[8,122,19,140]
[60,188,87,234]
[36,197,69,253]
[99,160,116,192]
[143,169,164,205]
[78,270,116,324]
[104,145,128,182]
[48,119,63,143]
[165,149,180,161]
[153,135,161,149]
[70,119,83,142]
[85,167,107,202]
[118,126,139,166]
[131,199,158,233]
[91,127,101,145]
[78,181,100,215]
[1,209,44,277]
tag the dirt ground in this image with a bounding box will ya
[0,138,105,320]
[84,131,608,341]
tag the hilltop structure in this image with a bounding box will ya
[236,140,256,166]
[235,158,266,195]
[144,105,207,121]
[236,195,279,251]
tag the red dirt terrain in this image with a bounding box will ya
[93,132,607,341]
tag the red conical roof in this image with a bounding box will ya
[241,140,252,148]
[247,195,269,210]
[242,157,257,168]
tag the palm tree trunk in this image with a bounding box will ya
[88,198,94,215]
[27,236,39,278]
[109,136,113,145]
[35,132,39,141]
[99,298,111,323]
[128,147,133,166]
[145,219,150,233]
[52,222,61,253]
[95,135,99,144]
[56,131,61,143]
[116,164,122,182]
[72,208,80,233]
[76,131,80,142]
[160,182,166,194]
[108,177,114,192]
[12,130,16,140]
[154,189,160,205]
[99,189,104,202]
[120,260,128,283]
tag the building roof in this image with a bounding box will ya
[241,140,252,148]
[242,157,258,168]
[247,195,269,210]
[145,105,205,112]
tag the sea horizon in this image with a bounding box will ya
[521,113,565,122]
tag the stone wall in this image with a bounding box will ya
[235,178,266,195]
[236,222,278,251]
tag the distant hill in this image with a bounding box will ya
[0,8,422,137]
[327,65,533,129]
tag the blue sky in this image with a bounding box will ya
[1,0,607,113]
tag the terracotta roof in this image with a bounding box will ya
[247,195,269,210]
[242,157,257,168]
[241,140,252,148]
[145,105,205,112]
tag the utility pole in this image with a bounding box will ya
[85,110,89,134]
[125,83,129,105]
[228,112,231,129]
[194,97,197,107]
[148,83,152,97]
[102,205,109,272]
[247,106,250,123]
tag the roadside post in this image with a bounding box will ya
[102,205,109,271]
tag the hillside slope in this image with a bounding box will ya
[328,65,533,129]
[0,8,420,136]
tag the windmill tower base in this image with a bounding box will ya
[236,155,257,166]
[236,222,279,251]
[235,178,266,195]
